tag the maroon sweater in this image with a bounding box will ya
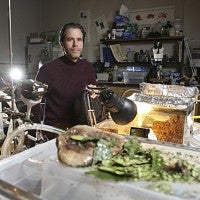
[32,55,96,128]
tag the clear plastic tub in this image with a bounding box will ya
[41,155,185,200]
[40,142,200,200]
[123,71,148,84]
[0,137,200,200]
[0,139,56,198]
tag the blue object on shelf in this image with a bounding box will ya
[126,66,148,72]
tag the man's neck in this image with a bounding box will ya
[65,54,79,62]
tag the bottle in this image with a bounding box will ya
[134,51,139,63]
[127,48,132,62]
[154,22,162,35]
[169,26,175,36]
[113,65,118,82]
[161,26,165,36]
[174,19,182,36]
[107,30,111,39]
[112,29,116,39]
[165,21,172,36]
[141,27,147,38]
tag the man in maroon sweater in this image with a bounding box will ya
[32,23,96,134]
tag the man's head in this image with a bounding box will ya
[59,23,86,62]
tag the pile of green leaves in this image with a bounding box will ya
[90,139,200,182]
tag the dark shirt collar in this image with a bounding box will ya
[61,55,82,65]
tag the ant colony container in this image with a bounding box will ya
[119,83,199,144]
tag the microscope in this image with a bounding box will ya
[152,41,164,80]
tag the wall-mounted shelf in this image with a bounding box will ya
[100,36,185,80]
[101,36,184,44]
[101,36,185,66]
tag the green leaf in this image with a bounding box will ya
[70,135,98,142]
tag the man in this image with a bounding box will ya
[32,23,96,134]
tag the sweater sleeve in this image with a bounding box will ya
[32,65,50,123]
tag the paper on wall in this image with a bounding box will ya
[94,15,109,36]
[130,6,174,25]
[80,9,91,42]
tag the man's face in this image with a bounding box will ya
[62,28,84,62]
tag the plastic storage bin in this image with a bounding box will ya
[40,155,199,200]
[0,140,57,198]
[123,71,148,84]
[0,138,200,200]
[40,142,200,200]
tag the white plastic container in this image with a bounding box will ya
[123,71,148,84]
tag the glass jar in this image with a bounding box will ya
[174,19,182,35]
